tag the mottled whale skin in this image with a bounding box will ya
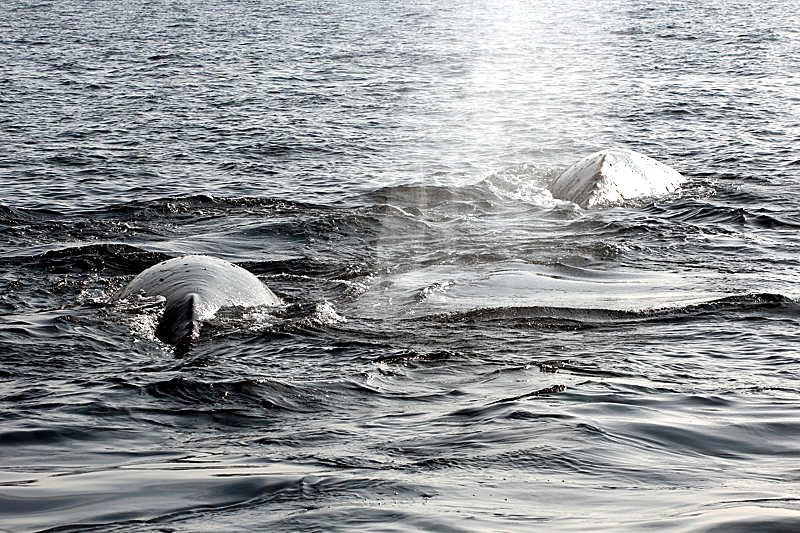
[112,255,280,348]
[549,149,685,208]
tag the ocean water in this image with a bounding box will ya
[2,0,800,531]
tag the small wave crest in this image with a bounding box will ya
[415,280,455,303]
[140,376,320,412]
[428,293,798,330]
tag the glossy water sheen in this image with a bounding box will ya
[2,0,800,531]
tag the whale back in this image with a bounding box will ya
[549,149,685,208]
[113,255,280,348]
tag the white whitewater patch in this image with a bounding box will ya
[303,300,347,326]
[242,308,283,333]
[483,164,558,206]
[109,293,166,343]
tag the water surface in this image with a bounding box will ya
[2,0,800,531]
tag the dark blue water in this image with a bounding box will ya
[2,0,800,531]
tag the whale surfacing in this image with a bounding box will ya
[112,255,280,349]
[548,149,685,208]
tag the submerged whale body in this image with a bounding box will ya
[548,149,685,208]
[112,255,280,349]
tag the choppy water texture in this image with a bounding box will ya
[2,0,800,531]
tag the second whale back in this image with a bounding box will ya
[549,149,685,208]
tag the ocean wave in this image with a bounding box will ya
[426,293,798,330]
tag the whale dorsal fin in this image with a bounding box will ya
[155,292,201,351]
